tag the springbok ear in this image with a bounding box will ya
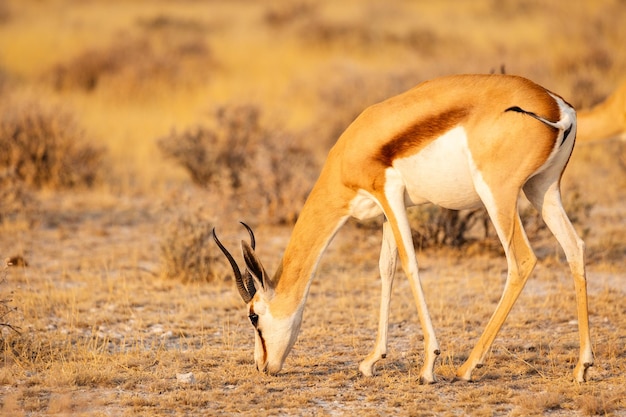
[241,240,271,293]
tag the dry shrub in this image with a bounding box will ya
[0,172,38,226]
[284,7,443,56]
[407,186,591,251]
[158,105,261,189]
[158,104,317,225]
[409,207,489,250]
[160,210,225,283]
[0,100,104,189]
[136,14,209,33]
[0,67,9,94]
[0,2,10,24]
[0,260,20,341]
[48,33,214,96]
[49,40,148,92]
[561,47,614,109]
[263,1,315,27]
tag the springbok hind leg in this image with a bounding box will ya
[359,219,398,376]
[524,178,593,382]
[456,197,537,382]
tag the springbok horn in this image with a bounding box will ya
[239,222,258,293]
[240,221,256,250]
[212,228,252,304]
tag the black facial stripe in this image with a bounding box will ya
[257,328,267,365]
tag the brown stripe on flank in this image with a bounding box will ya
[376,107,470,166]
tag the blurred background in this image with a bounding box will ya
[0,0,624,231]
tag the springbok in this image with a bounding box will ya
[577,79,626,143]
[212,74,593,383]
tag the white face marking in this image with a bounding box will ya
[392,126,483,210]
[246,214,349,375]
[249,296,304,374]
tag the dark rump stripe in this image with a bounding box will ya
[505,106,547,122]
[376,107,469,166]
[504,105,559,134]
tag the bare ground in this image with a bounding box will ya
[0,173,624,416]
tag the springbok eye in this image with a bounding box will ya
[248,313,259,327]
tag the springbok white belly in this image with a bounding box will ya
[349,126,483,221]
[393,126,481,210]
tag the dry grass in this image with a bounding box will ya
[0,0,625,415]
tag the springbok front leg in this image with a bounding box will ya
[378,175,440,384]
[359,219,398,376]
[524,176,593,382]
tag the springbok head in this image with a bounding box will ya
[212,222,301,374]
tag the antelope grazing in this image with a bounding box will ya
[213,74,593,383]
[577,79,626,142]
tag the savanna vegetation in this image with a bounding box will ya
[0,0,625,415]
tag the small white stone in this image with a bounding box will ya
[150,324,165,334]
[176,372,195,384]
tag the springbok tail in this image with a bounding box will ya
[505,106,573,145]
